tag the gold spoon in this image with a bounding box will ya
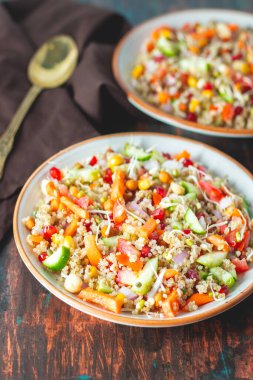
[0,34,78,179]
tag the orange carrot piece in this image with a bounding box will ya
[164,269,178,279]
[139,218,157,238]
[60,196,90,220]
[146,41,154,52]
[111,170,125,201]
[50,198,60,211]
[78,288,123,313]
[222,104,234,122]
[117,253,143,272]
[158,92,169,104]
[185,293,213,308]
[29,234,44,245]
[113,199,127,224]
[207,234,230,252]
[64,218,78,237]
[84,235,102,266]
[179,103,187,112]
[161,290,180,317]
[174,150,190,161]
[152,192,162,206]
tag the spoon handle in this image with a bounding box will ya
[0,84,42,179]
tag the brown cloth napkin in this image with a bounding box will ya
[0,0,133,241]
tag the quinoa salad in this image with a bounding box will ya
[23,143,253,318]
[131,22,253,129]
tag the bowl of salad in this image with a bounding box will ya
[14,133,253,327]
[113,9,253,137]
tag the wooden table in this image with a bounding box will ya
[1,1,253,379]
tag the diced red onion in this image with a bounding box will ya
[213,209,222,219]
[119,286,138,300]
[147,268,166,299]
[127,201,149,219]
[173,251,188,265]
[219,196,234,210]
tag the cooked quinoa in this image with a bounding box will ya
[131,22,253,129]
[23,143,253,317]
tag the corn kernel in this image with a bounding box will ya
[77,190,85,198]
[189,98,200,113]
[202,89,213,98]
[69,186,78,197]
[188,76,197,87]
[155,292,162,307]
[25,217,35,230]
[138,178,151,190]
[159,171,172,184]
[63,235,75,250]
[126,179,138,191]
[73,162,83,169]
[160,29,172,39]
[240,62,250,74]
[52,234,64,246]
[108,154,124,168]
[116,293,126,305]
[132,64,144,79]
[89,266,98,278]
[103,199,114,211]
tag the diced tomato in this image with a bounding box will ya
[117,238,141,258]
[152,208,165,220]
[113,200,126,224]
[116,269,137,285]
[224,230,238,249]
[231,258,249,273]
[43,225,58,241]
[156,186,167,198]
[199,181,225,202]
[58,184,69,196]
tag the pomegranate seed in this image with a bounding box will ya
[197,165,206,173]
[183,158,194,167]
[89,156,97,166]
[84,221,92,232]
[219,285,229,295]
[141,245,150,257]
[232,53,243,61]
[149,231,159,241]
[162,152,172,160]
[43,225,58,241]
[186,269,198,280]
[203,82,213,90]
[186,112,197,122]
[156,186,167,198]
[187,93,193,101]
[234,106,243,117]
[250,96,253,106]
[103,168,113,184]
[38,253,48,262]
[183,229,191,235]
[50,167,62,181]
[152,208,165,220]
[125,157,131,163]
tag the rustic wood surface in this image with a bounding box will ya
[1,1,253,379]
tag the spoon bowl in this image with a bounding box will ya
[28,34,78,88]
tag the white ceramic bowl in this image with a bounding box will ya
[14,133,253,327]
[113,9,253,138]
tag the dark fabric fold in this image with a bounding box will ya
[0,0,133,241]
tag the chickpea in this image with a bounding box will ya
[159,171,172,184]
[138,178,151,190]
[64,274,83,293]
[103,199,114,211]
[126,179,138,191]
[25,217,35,230]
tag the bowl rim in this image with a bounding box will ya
[112,8,253,137]
[13,132,253,327]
